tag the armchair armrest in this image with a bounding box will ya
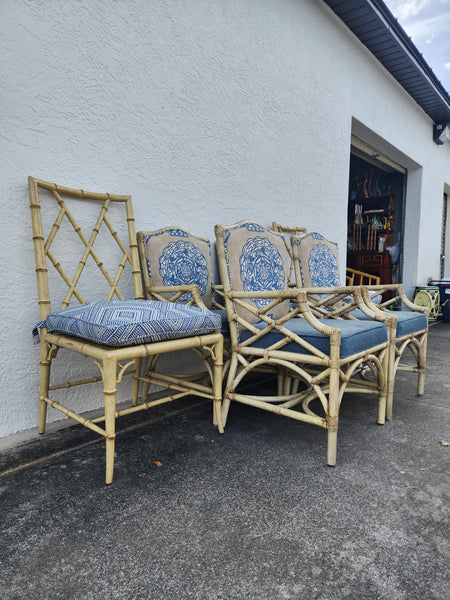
[224,287,390,363]
[296,285,395,326]
[225,288,343,340]
[360,284,429,317]
[145,284,208,310]
[226,286,392,336]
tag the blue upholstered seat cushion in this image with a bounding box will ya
[240,317,387,359]
[351,310,427,338]
[34,300,222,347]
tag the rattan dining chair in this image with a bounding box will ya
[290,231,428,419]
[215,220,390,466]
[29,177,223,484]
[137,227,230,412]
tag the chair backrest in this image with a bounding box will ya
[346,267,380,286]
[29,177,143,320]
[291,231,340,288]
[137,227,214,308]
[215,220,290,326]
[272,222,307,286]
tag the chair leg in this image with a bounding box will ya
[326,367,339,466]
[277,371,284,395]
[327,429,338,467]
[140,359,151,403]
[221,354,239,427]
[283,374,292,396]
[141,355,159,402]
[213,338,224,434]
[38,340,52,434]
[132,357,142,406]
[385,340,397,420]
[103,357,117,485]
[417,334,427,396]
[377,350,388,425]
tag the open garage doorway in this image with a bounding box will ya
[347,135,406,287]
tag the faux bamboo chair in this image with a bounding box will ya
[29,177,223,484]
[272,222,380,287]
[137,227,230,402]
[360,285,428,418]
[215,220,390,466]
[290,231,428,419]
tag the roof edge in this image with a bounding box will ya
[322,0,450,125]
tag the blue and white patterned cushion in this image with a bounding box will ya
[239,236,286,308]
[220,221,290,325]
[139,228,213,307]
[33,300,221,347]
[159,240,209,298]
[294,232,340,288]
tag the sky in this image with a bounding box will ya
[383,0,450,94]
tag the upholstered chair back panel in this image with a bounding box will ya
[140,228,213,308]
[293,232,340,288]
[220,221,290,324]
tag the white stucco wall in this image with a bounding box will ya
[1,0,449,438]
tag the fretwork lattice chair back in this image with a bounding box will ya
[29,177,223,484]
[137,227,230,402]
[215,220,390,466]
[290,231,428,419]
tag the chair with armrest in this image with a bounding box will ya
[29,177,223,484]
[215,220,390,466]
[290,231,428,419]
[360,285,428,418]
[137,227,230,408]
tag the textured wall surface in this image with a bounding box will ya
[1,0,449,437]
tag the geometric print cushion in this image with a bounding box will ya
[292,231,340,288]
[218,220,290,325]
[33,300,221,347]
[137,228,213,308]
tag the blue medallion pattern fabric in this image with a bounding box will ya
[220,220,290,325]
[240,236,285,308]
[293,232,341,288]
[308,243,340,287]
[33,300,221,347]
[159,240,208,300]
[138,228,213,308]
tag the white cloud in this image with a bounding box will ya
[445,63,450,71]
[396,0,428,20]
